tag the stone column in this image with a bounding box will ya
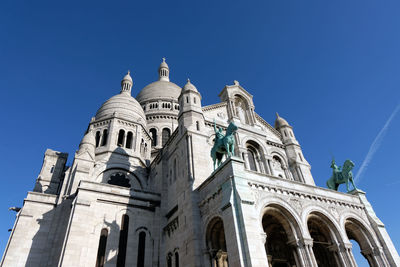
[328,242,350,267]
[267,159,274,176]
[282,165,292,180]
[303,238,318,267]
[263,155,272,175]
[256,156,265,173]
[242,151,249,170]
[361,246,390,267]
[293,238,316,267]
[341,242,358,267]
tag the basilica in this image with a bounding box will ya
[1,59,399,267]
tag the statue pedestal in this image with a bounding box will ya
[348,188,365,195]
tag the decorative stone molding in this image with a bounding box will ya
[202,102,227,112]
[164,216,179,237]
[92,120,111,127]
[266,140,285,149]
[248,182,364,211]
[254,112,281,137]
[198,187,222,208]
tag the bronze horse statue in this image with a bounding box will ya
[326,159,357,192]
[211,121,238,170]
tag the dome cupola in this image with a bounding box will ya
[158,57,169,81]
[183,79,198,92]
[274,112,290,129]
[136,58,181,104]
[78,127,95,156]
[120,70,133,94]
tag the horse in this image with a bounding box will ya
[210,122,238,170]
[326,159,357,192]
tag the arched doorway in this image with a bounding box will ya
[262,206,299,267]
[206,217,228,267]
[345,218,381,267]
[307,213,340,267]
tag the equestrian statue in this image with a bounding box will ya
[326,159,357,192]
[211,120,238,170]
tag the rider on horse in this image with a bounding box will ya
[214,120,224,145]
[330,159,341,177]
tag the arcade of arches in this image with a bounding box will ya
[205,206,389,267]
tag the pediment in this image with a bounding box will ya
[218,81,254,105]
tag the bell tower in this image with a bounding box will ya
[275,113,315,185]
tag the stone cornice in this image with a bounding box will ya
[248,181,364,210]
[202,102,227,112]
[254,113,281,138]
[266,140,285,149]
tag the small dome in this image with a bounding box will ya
[80,130,95,147]
[96,93,146,124]
[183,79,198,92]
[274,113,290,129]
[136,80,181,103]
[159,58,169,69]
[123,71,133,83]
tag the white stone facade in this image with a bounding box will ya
[1,60,399,267]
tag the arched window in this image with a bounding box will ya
[206,218,228,267]
[167,253,172,267]
[174,252,179,267]
[193,97,196,104]
[186,96,189,103]
[162,128,171,146]
[95,131,101,147]
[95,228,108,267]
[117,129,125,147]
[101,129,108,146]
[247,147,257,171]
[126,132,133,149]
[150,128,157,147]
[272,156,285,178]
[196,121,200,131]
[137,232,146,267]
[108,173,131,188]
[117,214,129,267]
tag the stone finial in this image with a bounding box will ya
[234,80,239,86]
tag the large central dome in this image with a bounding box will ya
[136,80,181,103]
[136,58,181,104]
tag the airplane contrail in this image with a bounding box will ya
[355,103,400,183]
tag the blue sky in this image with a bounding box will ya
[1,0,399,265]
